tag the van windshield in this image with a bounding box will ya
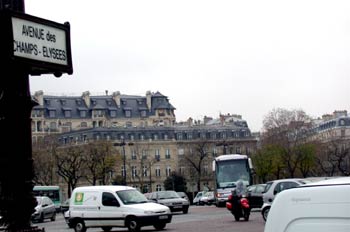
[116,189,149,205]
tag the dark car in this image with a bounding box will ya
[176,192,190,204]
[246,184,266,209]
[31,196,56,222]
[148,190,190,214]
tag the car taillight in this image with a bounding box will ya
[226,202,232,210]
[228,194,233,201]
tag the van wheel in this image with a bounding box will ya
[262,207,270,221]
[153,222,166,230]
[126,217,140,232]
[102,226,112,232]
[74,220,87,232]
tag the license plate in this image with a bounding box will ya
[173,205,182,208]
[159,215,168,219]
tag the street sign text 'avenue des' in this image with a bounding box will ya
[0,10,73,77]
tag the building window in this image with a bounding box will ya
[131,150,137,160]
[131,166,137,178]
[143,166,148,177]
[64,110,72,118]
[141,110,147,117]
[155,166,161,177]
[153,134,158,140]
[49,110,56,118]
[49,122,57,131]
[177,133,183,140]
[236,147,241,154]
[110,110,116,117]
[81,122,88,128]
[155,149,160,161]
[203,165,208,176]
[178,148,184,155]
[179,166,185,175]
[125,110,131,118]
[80,110,86,118]
[94,110,104,117]
[122,165,126,178]
[142,150,147,160]
[166,166,171,177]
[156,184,162,191]
[188,133,193,139]
[165,149,171,159]
[212,147,217,156]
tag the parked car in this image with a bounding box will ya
[148,190,190,214]
[31,196,56,222]
[193,191,204,205]
[199,191,215,205]
[261,178,311,221]
[246,184,266,209]
[176,192,190,204]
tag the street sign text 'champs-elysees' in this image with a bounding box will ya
[13,17,68,66]
[0,10,73,76]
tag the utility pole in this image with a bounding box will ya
[114,140,133,185]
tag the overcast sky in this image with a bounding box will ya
[26,0,350,132]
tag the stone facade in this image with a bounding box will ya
[31,91,258,194]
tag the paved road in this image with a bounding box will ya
[35,206,265,232]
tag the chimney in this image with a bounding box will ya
[187,117,193,127]
[146,91,152,111]
[82,91,90,107]
[112,91,121,108]
[34,90,44,106]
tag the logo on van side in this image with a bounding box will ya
[75,192,84,204]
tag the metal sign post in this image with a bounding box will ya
[0,1,73,231]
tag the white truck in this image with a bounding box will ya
[66,185,172,232]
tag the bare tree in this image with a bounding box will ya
[32,135,59,185]
[85,141,117,185]
[316,140,350,176]
[55,145,87,197]
[182,140,212,192]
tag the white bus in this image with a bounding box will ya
[212,154,254,207]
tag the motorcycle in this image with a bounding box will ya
[226,190,251,221]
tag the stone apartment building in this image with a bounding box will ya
[31,90,258,195]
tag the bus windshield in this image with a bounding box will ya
[215,159,251,188]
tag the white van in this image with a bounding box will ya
[264,177,350,232]
[66,185,172,232]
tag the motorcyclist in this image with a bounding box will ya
[234,180,247,197]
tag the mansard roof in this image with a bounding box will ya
[32,91,176,119]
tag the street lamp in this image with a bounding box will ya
[114,139,133,185]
